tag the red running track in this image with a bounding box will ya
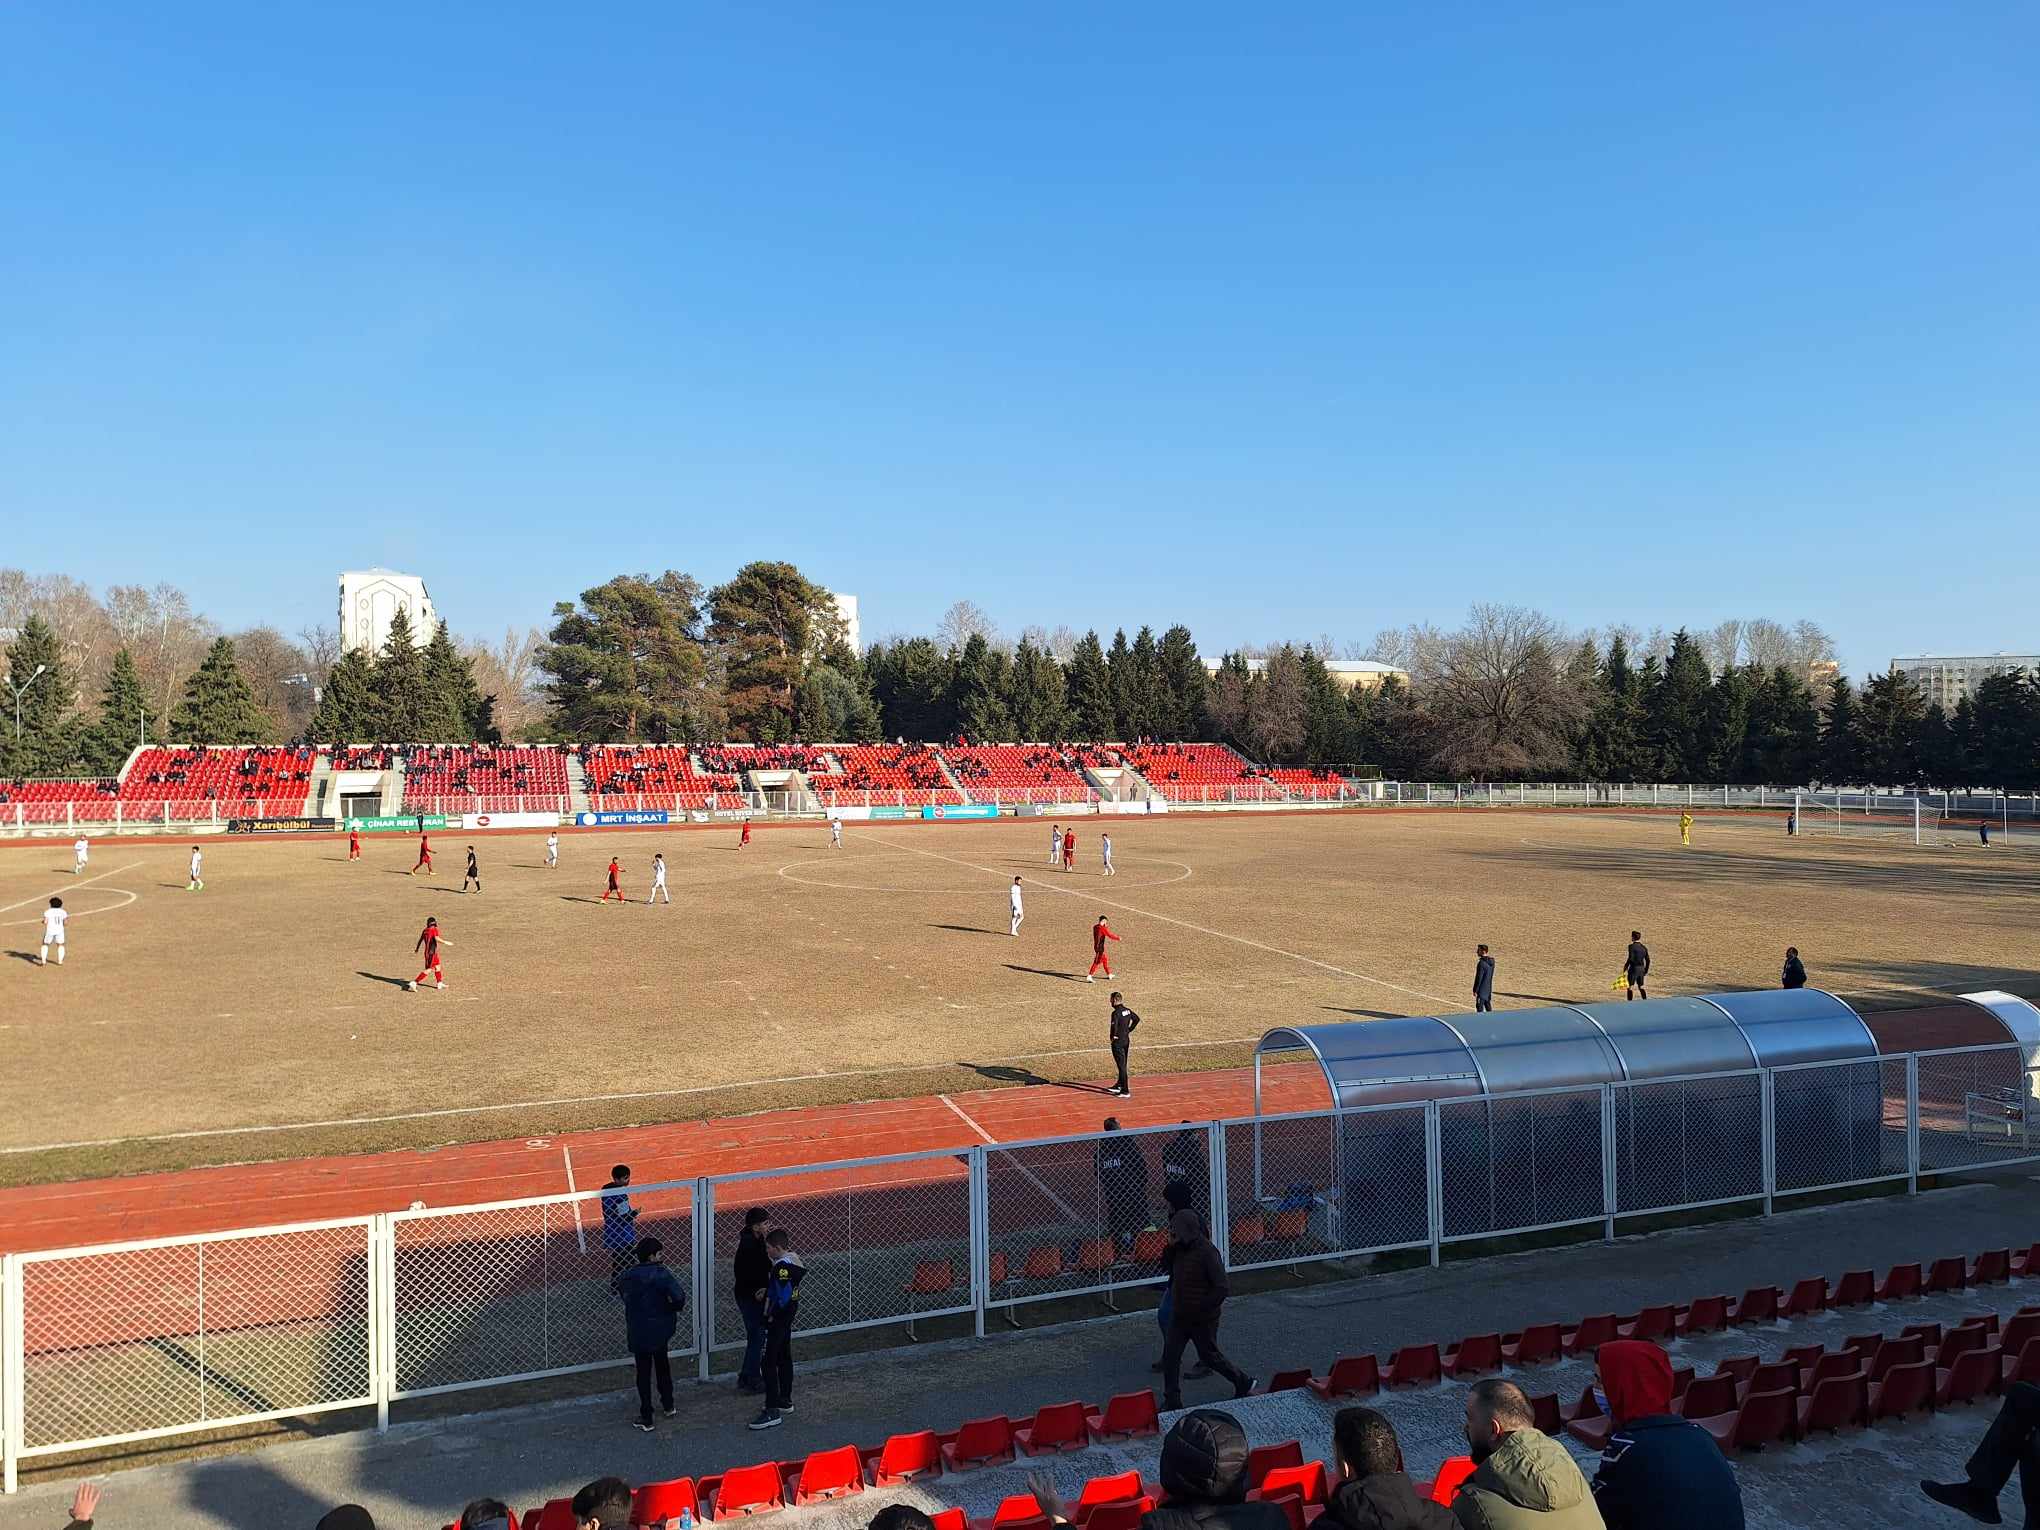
[0,1064,1333,1254]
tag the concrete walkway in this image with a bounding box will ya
[5,1174,2038,1529]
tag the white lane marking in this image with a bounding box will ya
[0,861,145,915]
[940,1093,1086,1226]
[861,834,1457,1007]
[563,1145,587,1254]
[938,1093,995,1143]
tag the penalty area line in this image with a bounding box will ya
[0,861,146,915]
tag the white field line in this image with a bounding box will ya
[0,1036,1263,1156]
[859,832,1459,1008]
[0,861,145,915]
[562,1145,587,1253]
[940,1093,1087,1226]
[0,887,138,927]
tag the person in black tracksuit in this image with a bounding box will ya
[1109,992,1140,1097]
[1624,932,1650,1001]
[462,846,481,894]
[748,1228,805,1429]
[1160,1209,1254,1411]
[1473,945,1495,1013]
[1781,947,1807,989]
[732,1207,772,1394]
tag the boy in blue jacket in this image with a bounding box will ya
[749,1228,806,1430]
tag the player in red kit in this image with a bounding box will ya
[1062,827,1076,872]
[410,833,433,876]
[409,917,449,990]
[348,827,361,861]
[1087,915,1119,982]
[740,818,752,847]
[602,857,625,902]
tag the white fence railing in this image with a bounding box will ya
[3,1041,2036,1488]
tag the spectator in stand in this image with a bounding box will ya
[1589,1341,1741,1529]
[617,1238,687,1433]
[599,1165,638,1289]
[1922,1380,2040,1524]
[1323,1406,1454,1530]
[1780,947,1807,989]
[1160,1209,1255,1410]
[1455,1379,1604,1529]
[56,1484,104,1530]
[458,1500,516,1530]
[571,1477,635,1530]
[1135,1409,1289,1530]
[733,1206,773,1395]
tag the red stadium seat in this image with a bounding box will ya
[1698,1388,1798,1455]
[1797,1374,1870,1437]
[528,1504,576,1530]
[1869,1360,1935,1421]
[1927,1257,1969,1295]
[1081,1503,1149,1530]
[1565,1412,1615,1450]
[1715,1354,1760,1386]
[1425,1459,1477,1507]
[1939,1348,2001,1408]
[1679,1375,1740,1420]
[1444,1333,1502,1376]
[862,1430,942,1486]
[1086,1391,1161,1441]
[1739,1362,1801,1401]
[2012,1243,2040,1278]
[1563,1315,1619,1353]
[931,1513,966,1530]
[1805,1352,1863,1391]
[967,1495,1051,1530]
[1502,1324,1563,1366]
[1616,1305,1676,1342]
[1266,1369,1315,1393]
[1306,1355,1380,1399]
[1973,1249,2013,1285]
[1245,1442,1303,1492]
[701,1464,785,1521]
[1677,1296,1729,1335]
[1877,1263,1922,1301]
[1382,1343,1442,1387]
[1870,1337,1927,1382]
[940,1416,1017,1472]
[783,1446,864,1505]
[1015,1401,1090,1455]
[1729,1286,1780,1324]
[1782,1277,1829,1317]
[1527,1393,1562,1433]
[633,1479,700,1529]
[1830,1269,1875,1307]
[1072,1472,1150,1525]
[1250,1464,1327,1509]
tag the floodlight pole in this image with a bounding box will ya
[8,664,46,740]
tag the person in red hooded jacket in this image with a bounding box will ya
[1590,1340,1743,1530]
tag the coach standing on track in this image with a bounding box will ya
[1109,991,1140,1098]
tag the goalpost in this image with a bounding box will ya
[1792,792,1923,846]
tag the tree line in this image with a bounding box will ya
[7,563,2038,790]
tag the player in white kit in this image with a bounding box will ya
[830,817,843,848]
[73,836,89,874]
[185,846,204,890]
[545,831,559,868]
[1049,823,1062,866]
[39,898,67,965]
[1101,833,1115,876]
[648,852,670,904]
[1009,876,1025,937]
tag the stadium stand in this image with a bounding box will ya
[809,743,961,805]
[0,777,119,806]
[1117,743,1263,800]
[584,745,738,809]
[700,744,839,777]
[124,745,317,806]
[402,745,569,808]
[943,745,1094,800]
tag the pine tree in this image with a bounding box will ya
[420,621,484,742]
[951,633,1014,741]
[2,615,83,777]
[309,647,382,742]
[1126,626,1165,739]
[866,638,955,741]
[169,637,276,744]
[1002,639,1068,741]
[1646,629,1713,779]
[1105,629,1136,738]
[1588,636,1648,782]
[1067,631,1116,739]
[82,648,150,774]
[1300,648,1350,765]
[1156,625,1206,740]
[1819,675,1862,784]
[373,607,429,742]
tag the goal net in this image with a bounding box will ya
[1792,792,1922,846]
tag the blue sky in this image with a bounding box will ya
[2,3,2034,674]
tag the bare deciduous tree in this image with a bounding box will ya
[937,600,1001,654]
[462,626,547,740]
[1425,604,1586,777]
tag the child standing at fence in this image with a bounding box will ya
[748,1228,805,1430]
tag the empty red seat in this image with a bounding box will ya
[1616,1305,1675,1342]
[1831,1269,1875,1307]
[1565,1412,1615,1450]
[1680,1374,1740,1420]
[1306,1355,1380,1399]
[1502,1323,1562,1365]
[2013,1243,2040,1278]
[784,1446,864,1505]
[932,1513,966,1530]
[1444,1333,1502,1376]
[1699,1388,1797,1455]
[1560,1384,1601,1427]
[1086,1391,1160,1441]
[1870,1337,1927,1382]
[1939,1348,2001,1408]
[1729,1286,1780,1324]
[1077,1238,1118,1277]
[1781,1343,1825,1378]
[633,1479,700,1529]
[1990,1316,2040,1376]
[1015,1401,1090,1455]
[862,1431,942,1486]
[1902,1322,1944,1350]
[1973,1249,2013,1285]
[1250,1463,1328,1508]
[1677,1297,1729,1335]
[1266,1369,1315,1393]
[1022,1246,1062,1281]
[1382,1343,1442,1387]
[1245,1441,1304,1492]
[941,1416,1017,1472]
[967,1494,1050,1530]
[702,1464,785,1520]
[1877,1263,1922,1301]
[904,1260,956,1297]
[1927,1256,1969,1294]
[1938,1326,1990,1368]
[1797,1373,1870,1436]
[1072,1471,1150,1525]
[2005,1338,2040,1387]
[1805,1352,1863,1391]
[1715,1354,1761,1386]
[1782,1277,1829,1317]
[1564,1314,1619,1354]
[1527,1393,1561,1433]
[1739,1362,1800,1401]
[1869,1360,1935,1420]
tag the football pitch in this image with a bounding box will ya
[2,809,2034,1186]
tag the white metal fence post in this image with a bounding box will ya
[1207,1122,1230,1264]
[1759,1070,1776,1216]
[694,1177,714,1381]
[2,1251,22,1493]
[1906,1055,1921,1195]
[1600,1085,1618,1242]
[1424,1102,1443,1267]
[371,1213,394,1432]
[969,1146,988,1339]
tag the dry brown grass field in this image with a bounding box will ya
[2,809,2033,1185]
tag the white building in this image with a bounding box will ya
[1891,654,2038,708]
[339,569,436,653]
[827,591,860,654]
[1205,656,1409,693]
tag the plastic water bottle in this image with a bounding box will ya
[679,1510,694,1530]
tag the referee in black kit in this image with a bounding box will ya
[1108,991,1141,1098]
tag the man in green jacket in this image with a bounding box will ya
[1454,1380,1606,1529]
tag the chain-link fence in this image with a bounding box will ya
[10,1219,374,1459]
[391,1182,694,1397]
[704,1151,973,1351]
[1221,1106,1431,1269]
[1770,1056,1911,1195]
[1439,1088,1605,1241]
[983,1126,1185,1310]
[1611,1070,1765,1216]
[1916,1045,2040,1174]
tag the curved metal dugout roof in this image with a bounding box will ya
[1259,988,1876,1111]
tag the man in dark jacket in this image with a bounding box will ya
[1145,1410,1291,1530]
[1780,948,1807,989]
[616,1239,686,1432]
[1590,1341,1743,1530]
[1109,991,1141,1097]
[749,1227,806,1430]
[1325,1406,1455,1529]
[600,1165,639,1291]
[1472,946,1495,1013]
[1096,1118,1149,1249]
[1623,933,1649,1002]
[1161,1209,1254,1410]
[1163,1123,1208,1213]
[733,1206,772,1394]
